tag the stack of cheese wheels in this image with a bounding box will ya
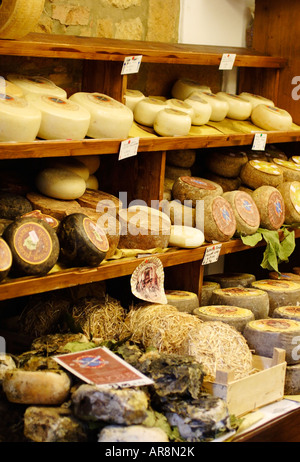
[167,199,196,227]
[238,92,275,110]
[240,159,284,189]
[184,93,212,125]
[69,92,133,139]
[25,93,91,140]
[0,78,24,97]
[222,190,260,236]
[251,279,300,316]
[45,158,90,182]
[76,155,100,190]
[165,165,192,181]
[265,144,288,162]
[243,318,300,364]
[35,168,87,200]
[168,224,205,248]
[166,98,195,119]
[0,93,41,142]
[165,290,199,313]
[252,185,285,230]
[124,89,145,111]
[272,158,300,182]
[200,281,220,306]
[205,272,256,288]
[196,91,229,121]
[133,97,167,127]
[210,287,269,319]
[273,306,300,322]
[171,79,211,100]
[193,305,254,332]
[7,74,67,98]
[172,176,223,207]
[251,104,293,131]
[277,181,300,224]
[153,108,192,136]
[76,189,122,216]
[118,205,171,250]
[205,172,241,193]
[203,195,236,242]
[26,191,82,220]
[166,149,196,169]
[215,92,252,120]
[0,237,12,282]
[205,150,248,178]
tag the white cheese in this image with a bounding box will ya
[153,108,192,136]
[239,92,275,110]
[168,224,204,248]
[215,92,252,120]
[251,104,293,131]
[35,168,87,200]
[171,79,211,100]
[133,97,167,127]
[7,74,67,98]
[184,93,212,125]
[196,91,229,121]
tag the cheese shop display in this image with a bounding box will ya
[238,92,275,110]
[195,91,229,122]
[69,92,133,139]
[203,195,236,242]
[222,190,260,236]
[204,150,248,179]
[0,93,41,142]
[172,176,223,207]
[35,168,87,201]
[273,306,300,322]
[193,305,254,332]
[25,94,91,141]
[243,318,300,364]
[165,290,199,313]
[252,185,285,230]
[183,93,212,125]
[0,237,12,282]
[240,160,284,190]
[250,279,300,316]
[166,149,196,168]
[153,108,192,136]
[0,78,24,98]
[277,181,300,224]
[272,159,300,182]
[251,104,293,131]
[7,74,67,99]
[168,225,205,248]
[215,92,252,120]
[0,0,45,40]
[171,79,211,100]
[165,98,195,119]
[200,281,221,306]
[124,89,145,111]
[133,97,167,127]
[204,272,256,288]
[210,287,269,319]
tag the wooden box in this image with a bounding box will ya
[202,348,287,417]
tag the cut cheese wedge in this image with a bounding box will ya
[251,104,293,131]
[203,195,236,242]
[277,181,300,224]
[124,89,145,111]
[251,279,300,316]
[153,108,191,136]
[222,190,260,236]
[215,92,252,120]
[7,74,67,99]
[184,93,212,125]
[273,306,300,322]
[200,281,220,306]
[205,150,248,178]
[240,160,284,189]
[210,287,269,319]
[272,159,300,182]
[165,290,199,313]
[193,305,254,332]
[172,176,223,207]
[238,92,275,110]
[35,168,87,200]
[252,185,285,230]
[196,91,229,122]
[133,97,167,127]
[169,225,204,248]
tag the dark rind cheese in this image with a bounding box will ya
[222,190,260,236]
[204,150,248,178]
[200,281,220,306]
[205,272,256,288]
[240,160,283,190]
[0,218,12,237]
[210,287,269,319]
[0,237,12,282]
[252,185,285,230]
[0,192,32,220]
[251,279,300,316]
[203,195,236,242]
[172,176,223,207]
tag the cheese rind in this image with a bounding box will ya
[193,305,254,332]
[238,92,275,110]
[35,168,87,200]
[272,159,300,183]
[222,190,260,236]
[200,281,221,306]
[273,306,300,322]
[166,150,196,168]
[205,150,248,178]
[203,195,236,242]
[210,287,269,319]
[184,93,212,125]
[215,92,252,120]
[204,272,256,288]
[196,91,229,122]
[133,97,167,127]
[153,108,192,136]
[240,160,284,189]
[124,89,145,111]
[171,79,211,100]
[251,279,300,316]
[165,290,199,313]
[277,181,300,224]
[252,185,285,230]
[0,237,12,281]
[251,104,293,131]
[7,74,67,98]
[172,176,223,207]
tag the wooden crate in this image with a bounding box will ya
[202,348,287,417]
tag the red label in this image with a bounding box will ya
[212,197,236,236]
[268,191,285,229]
[13,222,53,265]
[83,217,109,252]
[235,192,260,227]
[0,238,12,271]
[181,176,216,191]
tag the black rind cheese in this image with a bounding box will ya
[0,192,32,220]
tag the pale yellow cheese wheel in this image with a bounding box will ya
[35,168,87,200]
[153,108,192,136]
[85,175,99,190]
[193,305,254,332]
[239,92,275,110]
[184,93,212,125]
[124,89,145,111]
[166,98,195,119]
[215,92,252,120]
[171,79,211,100]
[251,104,293,131]
[133,97,167,127]
[240,160,284,189]
[165,290,199,313]
[272,158,300,182]
[277,181,300,224]
[45,158,90,182]
[169,224,205,248]
[210,287,269,319]
[196,91,229,121]
[7,74,67,99]
[76,155,100,174]
[0,78,23,97]
[0,0,45,39]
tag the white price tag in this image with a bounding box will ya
[202,244,222,265]
[252,133,267,151]
[121,55,142,75]
[219,53,236,70]
[119,137,139,160]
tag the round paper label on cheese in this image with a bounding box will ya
[290,183,300,214]
[268,191,285,229]
[250,159,282,176]
[41,95,79,112]
[0,93,27,108]
[248,318,300,332]
[235,192,260,227]
[273,158,300,172]
[13,222,53,265]
[212,197,236,235]
[131,256,167,304]
[83,217,109,252]
[0,239,12,271]
[181,176,216,190]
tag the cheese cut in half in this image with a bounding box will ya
[251,105,293,131]
[215,92,252,120]
[203,195,236,242]
[133,97,167,127]
[171,79,211,100]
[205,150,248,178]
[124,89,145,111]
[277,181,300,224]
[172,176,223,207]
[251,279,300,316]
[165,290,199,313]
[210,287,269,319]
[238,92,275,110]
[200,281,221,306]
[272,159,300,183]
[166,98,195,119]
[196,91,229,121]
[285,364,300,395]
[273,306,300,322]
[204,272,256,288]
[166,150,196,168]
[244,318,300,364]
[252,185,285,230]
[0,78,23,97]
[184,93,212,125]
[0,93,41,142]
[76,155,100,175]
[222,190,260,236]
[69,92,133,139]
[0,237,12,282]
[35,168,87,200]
[7,74,67,99]
[169,225,204,248]
[193,305,254,332]
[240,160,284,189]
[153,108,192,136]
[26,94,91,140]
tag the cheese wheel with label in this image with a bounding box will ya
[193,305,254,332]
[252,185,285,230]
[7,74,67,99]
[239,92,275,110]
[196,91,229,122]
[169,225,204,248]
[210,287,269,319]
[133,97,167,127]
[124,89,145,111]
[0,237,12,282]
[166,150,196,168]
[21,209,59,230]
[165,290,199,313]
[69,92,133,138]
[251,279,300,316]
[0,93,41,142]
[203,195,236,242]
[251,104,293,131]
[166,99,195,119]
[184,93,212,125]
[171,79,211,100]
[205,272,256,288]
[272,159,300,182]
[273,306,300,322]
[277,181,300,224]
[240,160,284,189]
[153,108,192,136]
[172,176,223,207]
[215,92,252,120]
[0,78,23,98]
[25,93,90,140]
[244,318,300,364]
[205,150,248,178]
[35,168,87,200]
[200,281,221,306]
[222,190,260,236]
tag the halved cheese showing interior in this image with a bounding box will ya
[0,78,23,97]
[203,195,236,242]
[193,305,254,332]
[196,91,229,121]
[184,93,212,125]
[166,149,196,168]
[205,150,248,178]
[251,104,293,131]
[169,224,204,248]
[243,318,300,364]
[272,159,300,182]
[153,108,191,136]
[273,306,300,322]
[35,168,87,200]
[222,190,260,236]
[277,181,300,224]
[251,279,300,316]
[172,176,223,207]
[215,92,252,120]
[204,272,256,288]
[133,97,167,127]
[200,281,220,306]
[240,160,284,189]
[171,79,211,100]
[7,74,67,98]
[239,92,275,110]
[165,289,199,313]
[124,89,145,111]
[210,287,269,319]
[252,185,285,230]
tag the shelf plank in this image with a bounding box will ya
[0,33,287,68]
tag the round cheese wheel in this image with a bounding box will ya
[0,237,12,282]
[239,92,275,110]
[0,0,46,40]
[7,74,67,99]
[25,93,91,140]
[26,191,82,221]
[222,190,260,236]
[205,172,241,192]
[285,364,300,395]
[215,92,252,120]
[166,199,196,227]
[124,89,145,111]
[251,104,293,131]
[169,225,205,248]
[251,279,300,316]
[165,165,191,181]
[273,306,300,322]
[240,159,284,189]
[0,78,23,97]
[85,175,99,190]
[0,192,32,220]
[45,158,90,181]
[166,98,195,119]
[133,97,167,127]
[205,272,256,288]
[203,195,236,242]
[172,176,223,207]
[252,185,285,230]
[76,155,100,175]
[205,150,248,178]
[193,305,254,332]
[277,181,300,224]
[0,93,41,142]
[35,168,87,200]
[200,281,220,306]
[171,79,211,100]
[272,159,300,182]
[165,290,199,313]
[291,156,300,166]
[210,287,269,320]
[69,92,133,138]
[196,91,229,122]
[265,144,288,162]
[153,108,192,136]
[244,318,300,364]
[184,93,212,125]
[246,150,268,162]
[269,272,300,282]
[166,150,196,168]
[76,189,122,215]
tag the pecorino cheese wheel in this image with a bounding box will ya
[0,192,32,220]
[215,92,252,120]
[166,149,196,168]
[169,225,205,248]
[240,160,284,189]
[251,279,300,316]
[203,195,236,242]
[153,108,192,136]
[45,158,90,182]
[252,185,285,230]
[251,105,293,131]
[273,306,300,322]
[165,290,199,313]
[277,181,300,224]
[205,150,248,178]
[133,97,167,127]
[243,318,300,364]
[196,91,229,122]
[184,93,212,125]
[76,155,100,175]
[272,159,300,183]
[204,272,256,288]
[193,305,254,332]
[172,176,223,207]
[210,287,269,320]
[171,79,211,100]
[0,237,12,282]
[26,191,82,221]
[166,98,195,119]
[7,74,67,99]
[165,165,191,181]
[35,168,87,201]
[200,281,220,306]
[222,190,260,236]
[238,92,275,110]
[269,272,300,282]
[166,199,196,227]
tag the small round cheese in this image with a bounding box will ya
[69,92,133,138]
[239,92,275,110]
[205,272,256,288]
[196,91,229,121]
[272,158,300,182]
[35,168,87,200]
[124,89,145,111]
[251,279,300,316]
[240,159,284,189]
[76,155,100,174]
[193,305,254,332]
[252,185,285,230]
[277,181,300,224]
[169,224,204,248]
[45,158,90,181]
[0,237,12,282]
[165,290,199,313]
[0,78,24,97]
[203,195,236,242]
[251,104,293,131]
[133,97,167,127]
[85,174,99,190]
[171,79,211,100]
[223,190,260,236]
[210,287,269,319]
[153,108,192,136]
[166,149,196,168]
[7,74,67,98]
[215,92,252,120]
[184,93,212,125]
[166,98,194,118]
